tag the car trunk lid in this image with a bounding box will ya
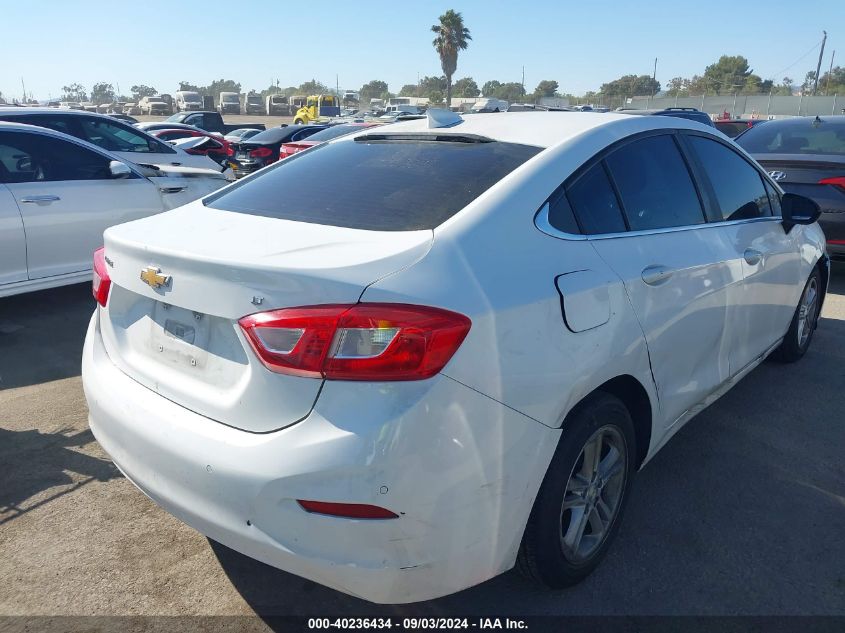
[99,201,432,432]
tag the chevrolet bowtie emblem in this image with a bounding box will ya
[140,266,171,289]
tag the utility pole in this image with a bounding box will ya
[813,31,827,95]
[522,66,525,94]
[653,57,659,96]
[826,50,836,96]
[21,77,26,104]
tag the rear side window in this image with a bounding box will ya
[205,137,541,231]
[78,117,173,154]
[688,136,772,221]
[605,135,705,231]
[0,131,112,183]
[566,163,627,234]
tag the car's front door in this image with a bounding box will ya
[682,134,803,374]
[571,132,740,429]
[0,130,163,279]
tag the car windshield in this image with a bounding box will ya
[737,118,845,156]
[303,125,368,142]
[223,95,239,102]
[205,136,541,231]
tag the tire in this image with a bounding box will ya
[771,268,822,363]
[517,391,637,588]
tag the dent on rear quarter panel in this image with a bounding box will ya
[360,125,658,434]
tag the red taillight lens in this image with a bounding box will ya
[239,304,471,381]
[297,500,398,519]
[249,146,272,158]
[92,247,111,307]
[819,176,845,190]
[226,144,234,156]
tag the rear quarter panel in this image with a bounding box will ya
[361,122,661,449]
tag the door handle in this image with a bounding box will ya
[744,248,763,265]
[641,265,674,286]
[158,186,187,194]
[19,195,60,204]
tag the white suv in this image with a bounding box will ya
[82,111,828,603]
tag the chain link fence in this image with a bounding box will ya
[602,94,844,118]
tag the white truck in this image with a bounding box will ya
[471,98,509,113]
[174,91,203,112]
[218,92,241,115]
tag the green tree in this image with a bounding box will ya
[702,55,757,94]
[206,79,242,97]
[360,80,389,104]
[599,74,660,97]
[819,66,845,95]
[399,84,419,97]
[431,9,471,108]
[418,75,447,97]
[91,82,115,104]
[665,77,690,96]
[453,77,480,97]
[131,84,158,100]
[428,89,444,105]
[494,82,526,103]
[298,79,329,95]
[177,81,200,92]
[481,80,501,96]
[61,83,88,102]
[534,80,559,98]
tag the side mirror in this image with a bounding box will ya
[109,160,132,179]
[781,192,821,232]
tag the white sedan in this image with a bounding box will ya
[82,111,828,603]
[0,122,229,298]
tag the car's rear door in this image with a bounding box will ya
[577,132,739,428]
[0,182,27,285]
[1,130,163,279]
[681,133,802,373]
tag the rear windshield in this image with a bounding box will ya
[737,119,845,156]
[205,136,541,231]
[303,125,368,142]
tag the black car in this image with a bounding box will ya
[227,125,327,178]
[737,115,845,260]
[714,118,768,138]
[618,107,716,128]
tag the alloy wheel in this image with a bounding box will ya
[559,425,628,563]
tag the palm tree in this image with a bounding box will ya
[431,10,471,109]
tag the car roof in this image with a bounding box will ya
[741,115,845,128]
[357,111,714,148]
[0,106,120,120]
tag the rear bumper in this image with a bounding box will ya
[82,311,558,603]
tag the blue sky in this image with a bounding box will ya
[2,0,843,101]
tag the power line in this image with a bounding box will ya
[766,37,824,81]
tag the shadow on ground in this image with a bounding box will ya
[0,426,119,525]
[0,283,94,390]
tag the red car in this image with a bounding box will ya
[150,128,232,164]
[279,122,379,159]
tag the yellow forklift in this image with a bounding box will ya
[292,94,341,124]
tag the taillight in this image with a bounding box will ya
[249,146,272,158]
[239,303,471,381]
[226,144,234,156]
[92,247,111,307]
[819,176,845,190]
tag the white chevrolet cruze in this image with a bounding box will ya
[82,111,828,603]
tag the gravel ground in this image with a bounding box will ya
[0,264,843,619]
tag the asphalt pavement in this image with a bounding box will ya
[1,265,843,618]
